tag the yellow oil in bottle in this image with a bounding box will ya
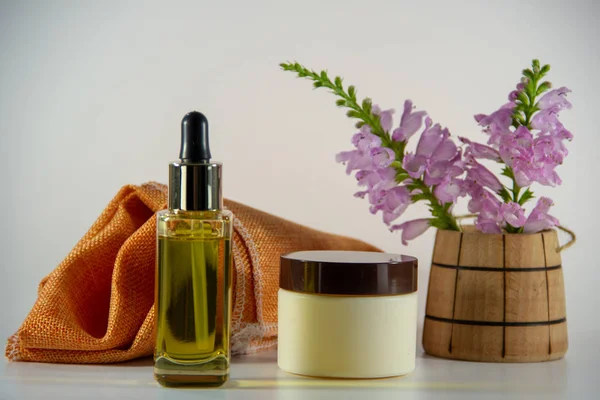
[154,212,232,387]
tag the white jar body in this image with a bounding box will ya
[277,288,418,378]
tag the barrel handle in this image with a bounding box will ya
[556,225,576,253]
[456,214,476,224]
[455,215,576,253]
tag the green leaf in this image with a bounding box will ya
[334,76,343,88]
[522,69,534,81]
[540,64,551,75]
[412,193,430,203]
[498,187,512,203]
[518,188,535,205]
[525,81,536,99]
[346,110,361,119]
[513,113,525,125]
[348,85,356,99]
[517,91,529,106]
[505,224,520,234]
[430,219,450,230]
[335,99,346,107]
[501,167,514,179]
[536,81,551,95]
[397,141,407,155]
[406,183,422,192]
[395,172,410,183]
[320,70,328,81]
[313,81,323,88]
[355,121,365,128]
[361,97,372,113]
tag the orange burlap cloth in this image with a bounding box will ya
[5,182,379,364]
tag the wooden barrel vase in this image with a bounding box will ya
[423,227,568,362]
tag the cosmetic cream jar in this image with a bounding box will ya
[278,251,418,379]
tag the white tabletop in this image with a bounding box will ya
[2,330,598,400]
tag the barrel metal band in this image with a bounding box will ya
[432,263,562,272]
[426,315,567,327]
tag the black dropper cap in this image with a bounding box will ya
[168,111,223,211]
[180,111,211,163]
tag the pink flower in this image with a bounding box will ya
[390,219,431,245]
[499,126,533,165]
[356,169,397,211]
[338,123,401,175]
[530,107,560,133]
[336,150,372,174]
[465,156,503,193]
[476,219,503,234]
[537,87,572,111]
[534,134,568,164]
[474,198,527,233]
[434,177,464,204]
[372,105,396,133]
[465,183,500,214]
[531,106,573,140]
[370,147,396,169]
[336,126,383,174]
[466,177,537,233]
[523,197,559,233]
[498,126,566,188]
[499,202,526,228]
[474,102,515,146]
[355,168,394,188]
[392,100,427,142]
[509,81,526,102]
[402,118,463,185]
[416,118,447,157]
[478,194,502,220]
[403,153,428,178]
[464,182,506,233]
[352,126,382,152]
[379,186,411,225]
[425,150,464,187]
[337,117,413,227]
[460,137,501,162]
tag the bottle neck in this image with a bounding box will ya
[168,162,222,211]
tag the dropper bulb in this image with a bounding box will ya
[180,111,211,163]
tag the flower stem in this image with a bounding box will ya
[419,184,460,231]
[507,60,551,207]
[512,179,521,203]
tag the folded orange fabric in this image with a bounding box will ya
[6,183,379,364]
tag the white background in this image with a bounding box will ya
[1,0,598,350]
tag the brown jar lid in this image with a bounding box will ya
[280,251,418,296]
